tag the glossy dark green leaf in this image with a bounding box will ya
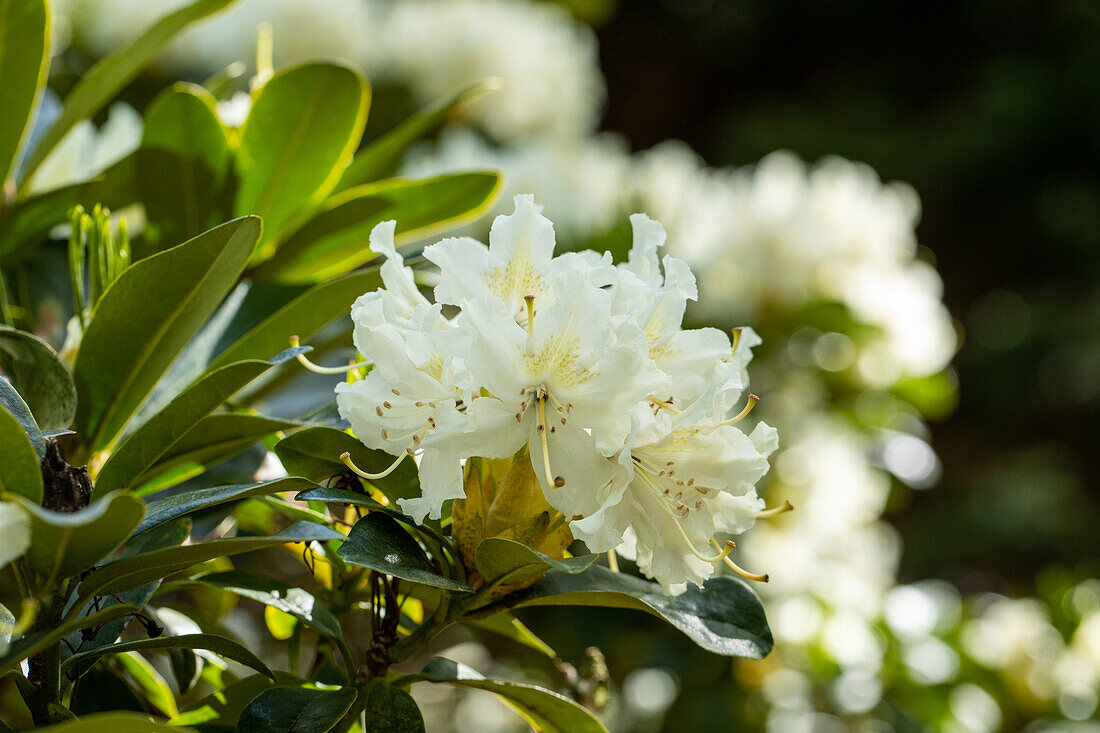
[338,513,471,592]
[196,570,342,641]
[255,172,502,283]
[335,79,498,191]
[236,685,357,733]
[235,62,369,250]
[0,0,50,185]
[295,485,450,550]
[136,477,314,535]
[363,679,424,733]
[9,490,144,578]
[17,0,235,187]
[0,602,139,676]
[77,521,344,601]
[0,325,76,430]
[93,348,305,496]
[475,538,596,589]
[0,394,43,502]
[0,374,44,459]
[207,270,380,371]
[169,645,200,695]
[73,216,261,451]
[62,633,274,680]
[274,426,419,502]
[402,658,605,733]
[137,413,300,490]
[463,612,556,658]
[139,83,232,250]
[504,565,773,659]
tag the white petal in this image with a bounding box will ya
[528,417,617,520]
[0,503,30,568]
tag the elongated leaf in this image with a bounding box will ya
[255,172,502,283]
[363,679,424,733]
[235,62,369,251]
[10,490,144,578]
[139,83,232,251]
[0,0,50,185]
[0,603,138,676]
[208,270,380,371]
[0,326,77,430]
[195,571,342,641]
[237,685,357,733]
[338,513,470,592]
[463,612,556,658]
[274,426,419,502]
[503,565,773,659]
[94,348,305,496]
[172,673,277,728]
[117,651,179,717]
[77,521,344,600]
[30,713,190,732]
[73,216,261,450]
[18,0,235,186]
[0,374,44,459]
[295,485,451,551]
[62,633,273,681]
[137,477,313,535]
[403,658,605,733]
[335,79,498,192]
[475,538,596,589]
[0,397,43,502]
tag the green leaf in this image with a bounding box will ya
[274,426,419,503]
[255,172,502,283]
[116,651,179,717]
[503,565,773,659]
[9,490,144,578]
[77,521,344,600]
[0,374,44,459]
[17,0,235,188]
[207,270,380,371]
[0,326,77,430]
[475,538,596,589]
[335,79,499,192]
[0,603,139,676]
[63,633,274,681]
[338,513,470,592]
[363,679,424,733]
[169,646,200,695]
[172,673,276,728]
[136,413,300,490]
[402,658,605,733]
[24,712,190,732]
[236,685,358,733]
[139,83,232,251]
[295,485,451,550]
[93,348,305,496]
[195,571,342,642]
[136,477,314,535]
[0,393,43,502]
[73,216,261,451]
[463,612,556,658]
[0,0,50,185]
[235,61,369,251]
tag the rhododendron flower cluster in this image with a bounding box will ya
[337,195,778,592]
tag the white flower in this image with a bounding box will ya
[336,222,472,523]
[29,102,141,194]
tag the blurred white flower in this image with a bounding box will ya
[0,502,30,569]
[29,102,141,194]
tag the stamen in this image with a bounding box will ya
[340,449,411,480]
[607,548,620,573]
[648,396,681,414]
[758,499,794,519]
[289,335,370,374]
[721,394,759,425]
[731,327,743,356]
[537,397,565,488]
[711,538,769,582]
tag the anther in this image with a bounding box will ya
[375,406,384,417]
[380,428,388,439]
[383,401,392,409]
[415,401,424,407]
[289,335,370,375]
[392,388,400,395]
